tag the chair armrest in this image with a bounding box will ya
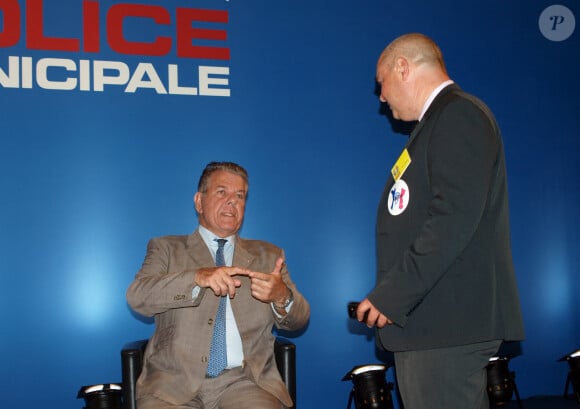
[275,337,296,409]
[121,339,148,409]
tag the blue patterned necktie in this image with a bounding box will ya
[206,238,228,377]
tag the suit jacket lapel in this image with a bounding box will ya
[233,237,254,268]
[186,230,214,266]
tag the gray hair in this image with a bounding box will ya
[197,162,249,193]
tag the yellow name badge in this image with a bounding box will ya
[391,148,411,181]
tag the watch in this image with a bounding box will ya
[275,288,294,309]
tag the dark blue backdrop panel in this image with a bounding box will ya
[0,1,578,408]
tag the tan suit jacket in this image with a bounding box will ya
[127,230,310,407]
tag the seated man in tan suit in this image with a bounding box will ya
[127,161,310,409]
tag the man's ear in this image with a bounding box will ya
[194,192,203,213]
[395,57,409,80]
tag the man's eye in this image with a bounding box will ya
[237,193,245,200]
[216,190,225,196]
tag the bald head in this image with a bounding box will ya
[375,33,451,121]
[378,33,448,74]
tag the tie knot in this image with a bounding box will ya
[214,239,227,267]
[215,238,227,249]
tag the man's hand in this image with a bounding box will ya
[195,266,250,298]
[357,298,393,328]
[247,258,290,304]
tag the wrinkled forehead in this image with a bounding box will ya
[207,170,248,190]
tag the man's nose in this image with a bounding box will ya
[226,195,238,205]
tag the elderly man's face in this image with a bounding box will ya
[194,170,247,238]
[376,57,417,122]
[376,60,403,120]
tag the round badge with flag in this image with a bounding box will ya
[387,179,410,216]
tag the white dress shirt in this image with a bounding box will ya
[419,80,454,121]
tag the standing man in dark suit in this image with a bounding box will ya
[355,33,524,409]
[127,161,309,409]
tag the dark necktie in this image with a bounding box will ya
[206,238,227,377]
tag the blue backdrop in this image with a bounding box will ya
[1,1,578,408]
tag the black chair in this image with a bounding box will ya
[121,337,296,409]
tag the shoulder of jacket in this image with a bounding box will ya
[151,234,189,241]
[148,234,190,247]
[237,237,281,253]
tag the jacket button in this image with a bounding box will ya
[208,318,214,325]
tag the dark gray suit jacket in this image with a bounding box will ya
[127,230,310,406]
[369,84,524,351]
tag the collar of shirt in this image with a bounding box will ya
[197,225,235,266]
[418,80,455,122]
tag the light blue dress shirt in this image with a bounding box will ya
[197,225,244,369]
